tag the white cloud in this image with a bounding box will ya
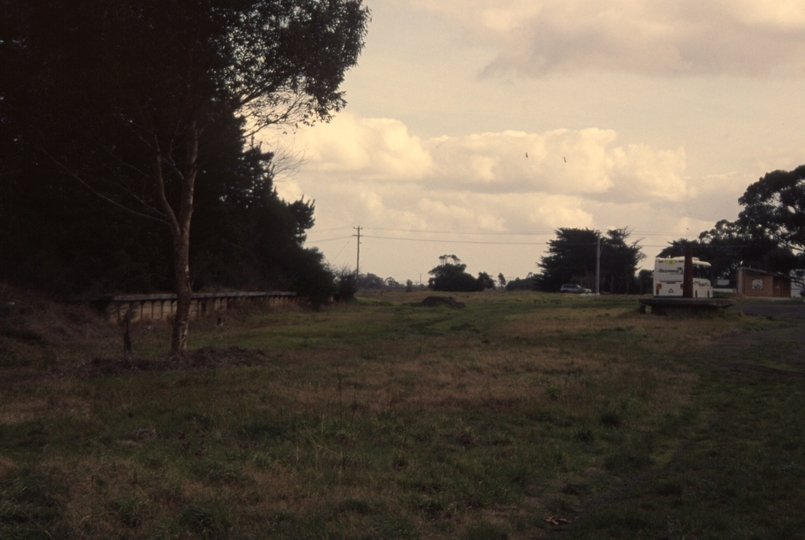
[398,0,805,77]
[288,112,432,180]
[281,113,691,203]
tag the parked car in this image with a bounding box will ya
[560,284,591,293]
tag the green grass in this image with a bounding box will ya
[1,288,804,538]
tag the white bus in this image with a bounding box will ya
[653,257,712,298]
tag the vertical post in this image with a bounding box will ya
[353,226,362,276]
[683,243,694,299]
[595,236,601,295]
[123,309,132,355]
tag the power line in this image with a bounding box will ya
[367,226,555,236]
[328,238,352,265]
[361,234,546,246]
[365,226,698,237]
[309,226,353,233]
[306,234,353,243]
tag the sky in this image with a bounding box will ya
[263,0,805,285]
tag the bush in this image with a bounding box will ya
[334,267,358,302]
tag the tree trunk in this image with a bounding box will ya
[171,226,193,354]
[154,123,199,355]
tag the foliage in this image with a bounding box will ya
[738,165,805,253]
[505,274,539,291]
[0,114,334,304]
[637,269,653,294]
[333,267,358,302]
[428,263,485,292]
[358,273,386,289]
[657,219,798,286]
[1,0,368,350]
[477,272,496,290]
[538,228,644,293]
[657,165,805,283]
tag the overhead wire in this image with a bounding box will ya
[307,226,764,254]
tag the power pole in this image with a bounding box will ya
[596,236,601,295]
[353,226,362,276]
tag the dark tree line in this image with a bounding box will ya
[0,0,369,351]
[538,228,644,293]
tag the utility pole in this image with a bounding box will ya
[595,236,601,295]
[353,226,362,276]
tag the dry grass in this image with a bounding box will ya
[2,287,798,539]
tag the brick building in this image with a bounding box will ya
[736,268,792,298]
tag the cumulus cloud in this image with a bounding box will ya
[288,113,432,180]
[398,0,805,77]
[285,112,691,203]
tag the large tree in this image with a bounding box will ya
[738,165,805,254]
[1,0,368,352]
[538,228,643,293]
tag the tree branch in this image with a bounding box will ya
[42,150,170,227]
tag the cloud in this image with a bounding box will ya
[266,113,718,278]
[398,0,805,77]
[284,113,691,204]
[288,112,432,180]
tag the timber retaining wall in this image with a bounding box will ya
[89,292,297,323]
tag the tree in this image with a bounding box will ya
[538,229,599,291]
[637,269,653,295]
[657,220,791,286]
[497,273,507,287]
[0,110,336,305]
[477,272,495,290]
[438,254,461,265]
[358,273,385,289]
[505,274,538,291]
[538,228,643,293]
[428,263,484,292]
[1,0,368,353]
[739,165,805,253]
[600,228,645,293]
[659,166,805,284]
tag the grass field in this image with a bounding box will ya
[1,286,804,539]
